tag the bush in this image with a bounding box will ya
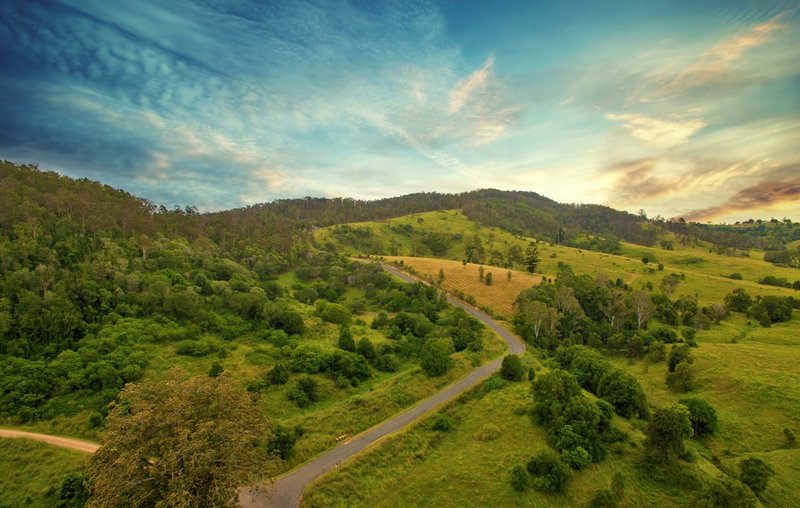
[266,424,303,460]
[291,345,325,373]
[666,361,695,392]
[739,457,774,498]
[266,364,289,385]
[356,337,376,361]
[729,273,743,280]
[500,354,525,381]
[511,464,529,492]
[430,415,454,432]
[287,376,320,408]
[589,489,618,508]
[785,427,797,447]
[374,353,400,372]
[698,475,757,507]
[120,364,144,382]
[321,303,352,325]
[56,472,89,507]
[208,362,224,378]
[337,325,356,352]
[526,450,571,493]
[175,339,215,357]
[562,446,591,470]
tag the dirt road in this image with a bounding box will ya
[239,261,526,508]
[0,428,99,453]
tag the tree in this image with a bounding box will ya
[87,368,274,507]
[511,464,529,491]
[500,354,525,381]
[356,337,376,361]
[666,361,695,392]
[526,449,571,493]
[478,265,485,281]
[679,397,718,437]
[668,344,694,373]
[438,268,445,284]
[644,403,692,463]
[525,242,540,273]
[266,364,289,385]
[507,270,512,281]
[420,338,454,377]
[698,476,757,508]
[485,272,493,285]
[630,291,655,329]
[660,274,681,296]
[266,424,303,461]
[337,325,356,352]
[739,457,774,498]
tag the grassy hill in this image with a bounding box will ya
[315,210,798,305]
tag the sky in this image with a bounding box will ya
[0,0,798,222]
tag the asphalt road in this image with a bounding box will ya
[239,262,526,508]
[0,428,100,453]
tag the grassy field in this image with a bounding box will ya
[302,364,717,508]
[383,256,542,319]
[316,210,797,306]
[0,438,86,507]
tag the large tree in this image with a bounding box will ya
[87,368,275,508]
[644,403,692,463]
[525,242,540,273]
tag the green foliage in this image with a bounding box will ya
[511,464,529,491]
[611,472,625,500]
[645,404,693,463]
[562,446,591,470]
[526,449,571,493]
[666,361,696,392]
[589,489,618,508]
[288,376,321,408]
[56,472,89,508]
[208,362,224,378]
[668,344,694,373]
[356,337,376,361]
[266,364,289,385]
[724,288,752,312]
[525,242,540,273]
[697,476,757,508]
[175,339,215,357]
[266,424,304,461]
[500,354,525,381]
[337,325,356,352]
[532,369,582,424]
[430,415,454,432]
[679,397,718,437]
[420,338,454,377]
[739,457,774,498]
[320,303,352,325]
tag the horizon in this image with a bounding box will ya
[1,1,798,222]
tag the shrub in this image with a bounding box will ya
[698,475,757,507]
[120,364,144,382]
[739,457,774,498]
[321,303,352,325]
[430,415,454,432]
[291,345,325,373]
[287,376,320,408]
[511,464,529,492]
[374,353,400,372]
[526,450,571,493]
[266,424,303,460]
[589,489,618,507]
[356,337,376,361]
[337,325,356,352]
[266,364,289,385]
[666,361,695,392]
[500,354,525,381]
[784,428,797,447]
[208,362,224,378]
[562,446,591,470]
[175,339,214,357]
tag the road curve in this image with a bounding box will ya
[240,261,526,508]
[0,428,100,453]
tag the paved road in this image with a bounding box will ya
[0,428,100,453]
[240,262,526,508]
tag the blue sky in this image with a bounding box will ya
[0,0,798,222]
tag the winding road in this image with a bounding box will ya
[0,262,526,508]
[239,262,526,508]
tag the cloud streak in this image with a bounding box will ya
[606,113,706,149]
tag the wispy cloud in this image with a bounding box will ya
[448,55,494,114]
[606,113,706,149]
[683,163,800,221]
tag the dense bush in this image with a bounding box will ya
[679,398,718,437]
[420,338,454,377]
[500,354,525,381]
[526,450,571,493]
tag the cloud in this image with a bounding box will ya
[683,163,800,221]
[606,113,706,149]
[448,55,494,114]
[606,158,680,205]
[665,13,787,94]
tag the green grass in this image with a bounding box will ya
[302,365,715,508]
[316,210,797,306]
[0,438,86,507]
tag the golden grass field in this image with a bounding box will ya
[384,256,542,319]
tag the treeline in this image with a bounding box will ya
[661,217,800,253]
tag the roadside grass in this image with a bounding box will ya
[302,369,703,508]
[0,438,86,507]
